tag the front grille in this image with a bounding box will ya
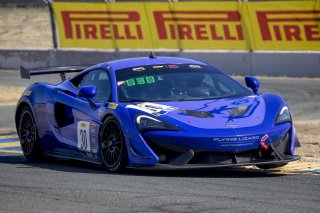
[143,131,292,166]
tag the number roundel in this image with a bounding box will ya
[77,121,91,152]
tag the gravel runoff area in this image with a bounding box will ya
[0,6,52,48]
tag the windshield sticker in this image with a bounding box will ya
[126,102,177,116]
[153,65,164,69]
[107,103,118,109]
[125,76,155,86]
[117,81,125,86]
[168,64,179,68]
[189,65,202,68]
[132,67,145,72]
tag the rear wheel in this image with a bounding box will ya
[256,163,287,170]
[100,117,128,172]
[18,106,42,160]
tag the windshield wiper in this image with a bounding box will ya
[172,97,211,101]
[118,99,148,102]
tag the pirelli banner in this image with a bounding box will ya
[53,1,320,51]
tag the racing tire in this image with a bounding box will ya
[256,163,288,170]
[100,117,128,172]
[18,106,43,161]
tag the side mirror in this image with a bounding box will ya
[245,76,260,95]
[79,86,98,110]
[79,86,96,99]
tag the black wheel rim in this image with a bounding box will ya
[101,120,123,168]
[19,111,36,155]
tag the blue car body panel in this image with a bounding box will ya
[16,57,300,168]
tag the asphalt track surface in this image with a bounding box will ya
[0,69,320,212]
[0,151,319,213]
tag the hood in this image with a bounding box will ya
[126,95,265,129]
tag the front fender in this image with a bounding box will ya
[261,92,288,125]
[98,104,158,166]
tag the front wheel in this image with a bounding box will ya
[100,117,128,172]
[18,106,42,160]
[256,163,288,170]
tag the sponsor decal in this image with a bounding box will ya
[126,102,177,116]
[154,10,243,41]
[77,121,91,152]
[98,106,107,119]
[54,2,319,50]
[260,134,269,150]
[107,103,118,109]
[24,90,32,96]
[218,142,253,147]
[90,122,98,153]
[214,135,261,147]
[117,81,125,86]
[225,123,236,127]
[60,10,142,40]
[257,11,320,42]
[125,76,156,87]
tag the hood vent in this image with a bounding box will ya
[228,106,248,117]
[180,110,214,118]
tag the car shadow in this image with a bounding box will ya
[0,153,106,174]
[0,153,287,178]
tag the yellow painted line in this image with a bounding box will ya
[0,142,20,148]
[0,150,22,154]
[0,135,18,140]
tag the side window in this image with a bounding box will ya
[78,69,111,103]
[70,73,87,88]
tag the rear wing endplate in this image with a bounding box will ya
[20,65,92,81]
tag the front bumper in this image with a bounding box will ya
[128,155,300,170]
[131,129,300,168]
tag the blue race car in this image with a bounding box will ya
[16,56,300,172]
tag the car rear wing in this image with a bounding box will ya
[20,65,92,81]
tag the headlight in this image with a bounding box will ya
[275,106,291,124]
[136,115,179,131]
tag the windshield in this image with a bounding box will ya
[115,64,252,102]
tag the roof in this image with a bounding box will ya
[104,56,208,71]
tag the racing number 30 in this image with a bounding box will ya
[77,121,91,152]
[79,129,88,150]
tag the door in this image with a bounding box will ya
[53,69,112,158]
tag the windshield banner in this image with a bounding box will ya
[53,1,320,51]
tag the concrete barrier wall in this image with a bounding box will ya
[0,49,319,77]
